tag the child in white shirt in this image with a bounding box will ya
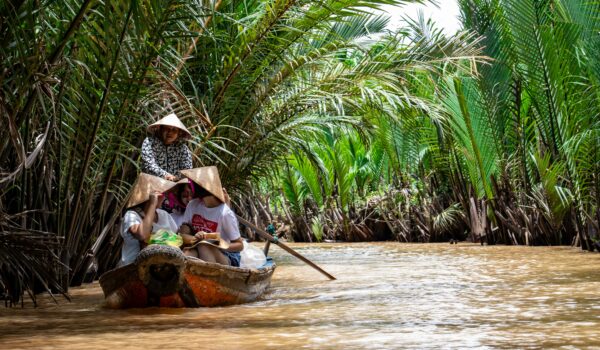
[119,174,178,267]
[178,167,243,266]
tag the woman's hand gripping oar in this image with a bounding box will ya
[236,215,336,280]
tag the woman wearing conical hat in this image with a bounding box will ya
[178,167,243,267]
[141,113,193,181]
[118,173,178,267]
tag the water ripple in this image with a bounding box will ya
[1,243,599,349]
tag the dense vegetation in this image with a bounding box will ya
[269,0,600,248]
[0,0,598,305]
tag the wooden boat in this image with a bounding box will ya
[99,244,275,308]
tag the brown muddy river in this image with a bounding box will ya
[1,243,600,349]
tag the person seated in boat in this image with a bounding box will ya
[141,112,193,181]
[118,173,178,267]
[177,167,243,267]
[165,180,194,228]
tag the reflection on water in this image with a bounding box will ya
[1,243,600,349]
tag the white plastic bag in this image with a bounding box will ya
[240,240,267,269]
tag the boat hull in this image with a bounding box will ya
[99,245,275,308]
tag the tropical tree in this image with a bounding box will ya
[0,0,221,304]
[4,0,475,304]
[271,0,600,248]
[458,0,600,247]
[268,12,483,242]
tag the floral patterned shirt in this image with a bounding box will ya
[141,136,192,178]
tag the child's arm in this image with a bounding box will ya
[226,237,244,252]
[129,194,161,242]
[178,223,200,245]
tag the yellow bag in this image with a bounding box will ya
[148,229,183,247]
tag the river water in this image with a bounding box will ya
[1,243,600,349]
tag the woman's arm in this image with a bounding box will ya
[141,137,170,178]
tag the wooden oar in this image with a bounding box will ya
[236,215,336,280]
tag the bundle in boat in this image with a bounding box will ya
[99,244,275,308]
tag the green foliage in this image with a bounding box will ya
[281,164,307,215]
[1,0,216,302]
[310,216,324,243]
[3,0,599,304]
[441,76,498,199]
[7,0,454,302]
[459,0,600,227]
[432,203,464,236]
[530,151,574,229]
[273,0,599,245]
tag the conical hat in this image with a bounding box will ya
[126,173,178,208]
[147,113,192,139]
[180,166,225,203]
[188,232,230,250]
